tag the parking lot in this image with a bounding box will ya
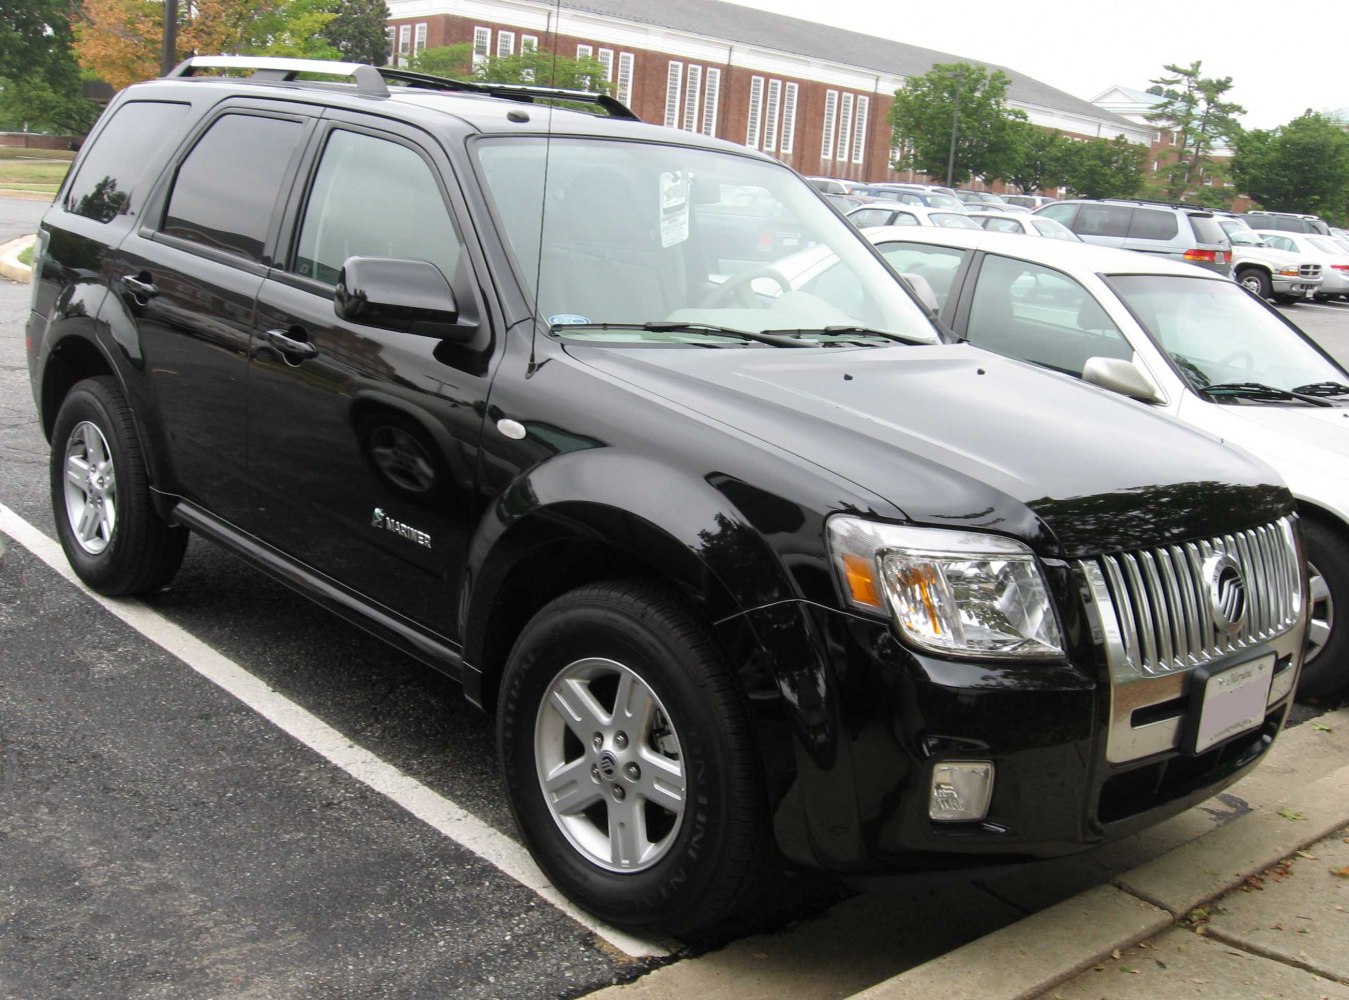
[3,193,1349,998]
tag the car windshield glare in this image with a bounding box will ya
[1106,274,1346,392]
[474,137,938,344]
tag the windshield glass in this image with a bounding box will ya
[474,137,938,344]
[1308,236,1348,257]
[1106,274,1347,392]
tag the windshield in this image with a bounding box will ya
[1308,236,1349,257]
[1106,274,1348,393]
[474,137,938,344]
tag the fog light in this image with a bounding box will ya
[929,761,995,822]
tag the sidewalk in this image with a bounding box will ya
[584,706,1349,1000]
[0,233,34,283]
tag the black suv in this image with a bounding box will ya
[27,56,1307,937]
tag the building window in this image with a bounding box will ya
[780,82,797,153]
[821,90,839,159]
[473,27,490,68]
[664,61,683,128]
[414,22,427,55]
[598,48,614,81]
[836,92,854,162]
[851,95,869,164]
[745,76,765,148]
[497,30,514,56]
[398,24,411,60]
[683,65,702,133]
[522,35,538,52]
[385,27,395,63]
[702,67,720,137]
[763,79,782,152]
[577,43,593,60]
[616,52,634,106]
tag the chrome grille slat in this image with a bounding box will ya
[1083,517,1300,677]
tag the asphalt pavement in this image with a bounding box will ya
[2,197,1348,999]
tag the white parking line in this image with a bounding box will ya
[0,503,670,960]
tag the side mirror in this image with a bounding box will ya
[335,256,475,341]
[1082,356,1164,404]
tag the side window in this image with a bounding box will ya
[65,101,191,222]
[890,211,920,226]
[1263,234,1294,252]
[162,114,304,263]
[1035,202,1077,226]
[1128,209,1179,240]
[295,129,463,286]
[876,242,969,310]
[966,254,1132,377]
[983,217,1022,234]
[847,209,885,227]
[1075,204,1133,237]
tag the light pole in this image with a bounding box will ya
[945,66,963,187]
[161,0,178,76]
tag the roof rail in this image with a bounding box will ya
[164,55,640,119]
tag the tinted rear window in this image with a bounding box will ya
[1128,208,1179,240]
[1188,216,1227,245]
[65,101,191,223]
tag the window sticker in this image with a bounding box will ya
[659,171,690,248]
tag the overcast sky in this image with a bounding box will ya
[720,0,1347,131]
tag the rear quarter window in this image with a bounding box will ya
[64,101,191,223]
[1187,216,1227,245]
[1128,209,1179,241]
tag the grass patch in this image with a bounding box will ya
[0,146,76,161]
[0,160,70,185]
[18,243,33,267]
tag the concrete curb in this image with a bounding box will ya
[0,234,34,284]
[851,709,1349,1000]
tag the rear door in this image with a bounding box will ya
[245,113,495,634]
[113,103,315,524]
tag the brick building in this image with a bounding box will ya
[385,0,1148,192]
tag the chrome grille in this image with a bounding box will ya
[1300,263,1322,279]
[1083,518,1301,677]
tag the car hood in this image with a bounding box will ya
[570,342,1289,558]
[1179,395,1349,485]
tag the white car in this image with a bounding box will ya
[845,202,981,230]
[965,211,1082,241]
[1213,218,1324,302]
[859,225,1349,697]
[1252,231,1349,300]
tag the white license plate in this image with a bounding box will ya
[1193,654,1275,753]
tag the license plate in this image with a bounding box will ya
[1192,654,1275,754]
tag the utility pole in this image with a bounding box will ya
[161,0,178,76]
[945,66,963,187]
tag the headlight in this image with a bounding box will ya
[1276,266,1300,277]
[827,516,1065,659]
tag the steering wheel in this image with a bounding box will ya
[1216,350,1255,370]
[703,267,792,308]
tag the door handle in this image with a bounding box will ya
[265,327,319,360]
[121,273,159,298]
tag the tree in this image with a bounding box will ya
[321,0,390,66]
[0,0,98,133]
[888,62,1025,186]
[1231,112,1349,223]
[1003,121,1073,194]
[75,0,339,91]
[411,45,610,93]
[1060,136,1145,199]
[1145,61,1244,201]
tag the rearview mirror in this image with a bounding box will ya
[335,256,476,342]
[1082,356,1164,404]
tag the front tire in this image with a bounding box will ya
[498,580,770,937]
[1299,520,1349,699]
[50,377,187,595]
[1236,268,1271,300]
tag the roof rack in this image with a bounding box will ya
[164,55,639,119]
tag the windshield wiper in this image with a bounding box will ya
[1290,380,1349,397]
[1198,382,1333,406]
[760,325,929,345]
[548,320,816,348]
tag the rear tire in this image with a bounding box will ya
[1299,519,1349,699]
[497,580,771,938]
[50,377,187,596]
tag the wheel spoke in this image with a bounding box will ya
[1307,617,1332,653]
[636,748,686,813]
[547,676,609,737]
[542,757,605,816]
[81,424,107,467]
[608,793,648,868]
[65,454,89,489]
[1309,572,1331,605]
[76,498,102,543]
[613,669,655,733]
